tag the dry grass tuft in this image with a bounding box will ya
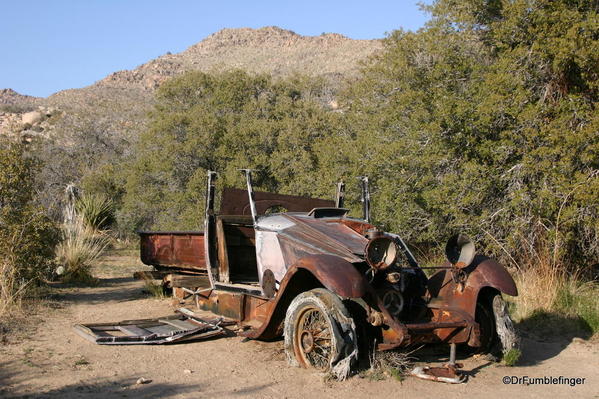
[508,237,599,337]
[0,258,30,319]
[511,265,563,322]
[141,274,166,299]
[361,348,417,381]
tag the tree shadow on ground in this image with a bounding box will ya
[48,277,147,304]
[6,379,203,399]
[200,382,277,397]
[0,360,203,399]
[514,310,593,366]
[0,357,277,399]
[390,310,593,375]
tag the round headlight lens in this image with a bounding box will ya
[365,236,398,270]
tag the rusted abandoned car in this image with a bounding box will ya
[139,171,518,376]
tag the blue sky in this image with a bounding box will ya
[0,1,430,97]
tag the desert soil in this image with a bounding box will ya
[0,250,597,399]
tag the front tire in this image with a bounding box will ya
[477,293,519,357]
[284,289,358,377]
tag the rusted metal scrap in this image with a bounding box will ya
[410,365,466,384]
[73,309,226,345]
[409,343,466,384]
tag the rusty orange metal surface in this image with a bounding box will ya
[196,289,273,325]
[219,187,334,215]
[139,231,205,270]
[427,255,517,318]
[238,255,371,340]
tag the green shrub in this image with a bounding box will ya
[117,70,339,235]
[0,143,59,315]
[503,349,521,367]
[555,280,599,335]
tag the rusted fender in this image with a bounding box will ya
[242,255,368,340]
[292,254,368,298]
[427,255,517,319]
[468,256,518,297]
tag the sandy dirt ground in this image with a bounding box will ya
[0,250,597,399]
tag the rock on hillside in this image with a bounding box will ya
[0,89,43,137]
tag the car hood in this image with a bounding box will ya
[255,213,368,263]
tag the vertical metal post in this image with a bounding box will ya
[205,171,217,216]
[204,171,219,283]
[241,169,258,224]
[358,176,370,223]
[335,181,345,208]
[449,343,456,365]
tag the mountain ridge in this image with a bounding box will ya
[95,26,381,91]
[1,26,382,139]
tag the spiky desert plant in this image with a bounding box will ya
[75,193,115,231]
[55,217,109,284]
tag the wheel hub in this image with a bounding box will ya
[300,331,315,353]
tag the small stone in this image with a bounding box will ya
[183,369,193,374]
[136,377,151,385]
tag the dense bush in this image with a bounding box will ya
[116,70,340,232]
[322,0,599,273]
[0,143,59,313]
[32,112,132,221]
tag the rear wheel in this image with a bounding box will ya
[284,289,358,377]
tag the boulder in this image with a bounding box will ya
[21,111,43,125]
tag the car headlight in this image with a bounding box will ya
[365,235,398,270]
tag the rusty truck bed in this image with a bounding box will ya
[139,231,206,272]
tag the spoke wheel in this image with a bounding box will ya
[295,307,334,369]
[284,288,358,375]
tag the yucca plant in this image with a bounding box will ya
[75,193,115,231]
[55,217,109,284]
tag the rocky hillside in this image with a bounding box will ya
[0,88,39,106]
[99,26,381,90]
[1,26,382,140]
